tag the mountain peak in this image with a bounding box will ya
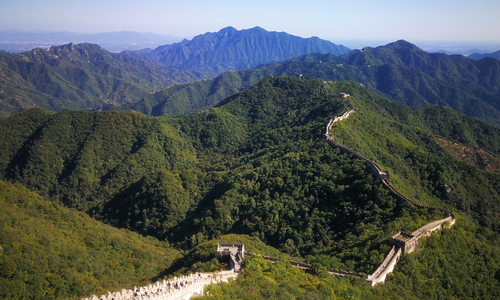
[147,26,350,74]
[218,26,238,33]
[246,26,266,32]
[386,40,422,51]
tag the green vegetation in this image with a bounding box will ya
[1,76,500,299]
[165,234,287,276]
[326,82,500,232]
[0,109,198,211]
[0,180,180,300]
[0,43,205,116]
[125,69,265,117]
[192,224,500,300]
[125,41,500,128]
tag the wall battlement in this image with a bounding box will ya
[216,243,244,271]
[80,271,238,300]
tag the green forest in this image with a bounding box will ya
[1,76,500,299]
[0,180,180,299]
[0,43,204,116]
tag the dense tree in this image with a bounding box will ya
[1,76,500,299]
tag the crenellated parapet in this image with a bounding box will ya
[391,232,417,253]
[80,270,238,300]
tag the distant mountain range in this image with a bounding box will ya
[0,30,184,53]
[0,43,204,116]
[121,26,351,76]
[0,27,351,116]
[468,50,500,60]
[1,27,500,128]
[124,40,500,127]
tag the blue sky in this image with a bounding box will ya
[1,0,499,45]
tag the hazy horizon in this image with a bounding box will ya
[2,0,499,43]
[2,28,500,55]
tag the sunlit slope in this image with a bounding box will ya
[1,76,500,299]
[0,180,180,300]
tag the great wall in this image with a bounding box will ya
[321,80,456,286]
[82,80,456,299]
[80,269,238,300]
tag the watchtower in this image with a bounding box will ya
[391,232,417,253]
[216,243,245,270]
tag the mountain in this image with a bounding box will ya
[0,30,184,53]
[2,76,500,299]
[122,69,265,116]
[123,26,350,75]
[2,76,500,298]
[336,40,500,124]
[469,49,500,60]
[0,42,205,116]
[0,180,181,299]
[125,40,500,127]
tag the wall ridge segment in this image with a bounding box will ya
[320,80,455,286]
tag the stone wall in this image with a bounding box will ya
[366,246,402,286]
[81,271,238,300]
[321,80,455,286]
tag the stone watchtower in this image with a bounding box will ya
[216,243,245,270]
[391,232,417,253]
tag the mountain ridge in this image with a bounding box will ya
[125,39,500,127]
[125,26,350,75]
[468,49,500,60]
[1,76,500,299]
[0,42,205,116]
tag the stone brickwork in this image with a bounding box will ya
[216,243,244,271]
[366,246,402,286]
[392,232,417,253]
[80,271,237,300]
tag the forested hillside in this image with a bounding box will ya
[0,43,204,116]
[0,180,180,299]
[1,77,500,299]
[469,49,500,60]
[127,41,500,128]
[123,69,264,116]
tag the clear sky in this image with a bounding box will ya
[1,0,500,45]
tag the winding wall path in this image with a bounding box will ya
[81,80,457,299]
[321,80,455,286]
